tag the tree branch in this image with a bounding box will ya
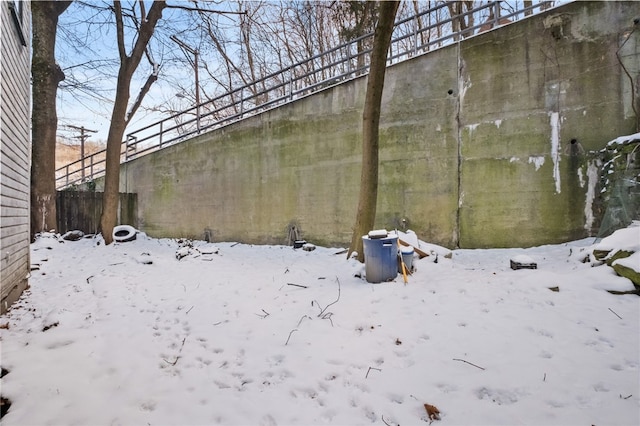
[113,1,127,61]
[166,4,247,15]
[126,67,158,125]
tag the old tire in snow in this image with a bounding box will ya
[113,225,137,242]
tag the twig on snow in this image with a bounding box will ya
[186,306,194,314]
[365,366,381,378]
[315,277,341,318]
[163,356,181,366]
[163,337,187,366]
[297,315,311,328]
[285,329,298,346]
[321,312,334,327]
[620,394,632,399]
[453,358,485,370]
[256,309,270,319]
[287,283,308,288]
[608,307,623,319]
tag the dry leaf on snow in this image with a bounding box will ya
[424,403,441,421]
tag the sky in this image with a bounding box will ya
[1,226,638,425]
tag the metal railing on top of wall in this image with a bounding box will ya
[56,0,556,189]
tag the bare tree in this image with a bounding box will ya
[31,0,73,240]
[348,1,399,262]
[447,1,475,40]
[333,0,379,73]
[100,1,166,244]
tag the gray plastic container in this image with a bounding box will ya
[398,246,414,272]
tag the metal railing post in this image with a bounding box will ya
[289,66,293,101]
[413,14,418,56]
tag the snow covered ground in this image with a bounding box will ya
[1,229,638,426]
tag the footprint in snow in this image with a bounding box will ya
[259,414,277,426]
[388,393,404,404]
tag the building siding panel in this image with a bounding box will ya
[1,1,32,313]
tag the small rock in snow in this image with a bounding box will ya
[62,230,85,241]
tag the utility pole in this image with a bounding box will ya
[66,125,97,180]
[171,35,201,132]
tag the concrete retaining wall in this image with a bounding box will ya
[119,1,640,249]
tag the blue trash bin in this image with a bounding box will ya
[362,234,398,283]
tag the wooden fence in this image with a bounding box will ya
[56,191,137,235]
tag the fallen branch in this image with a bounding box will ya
[620,394,632,400]
[86,275,94,284]
[186,306,194,314]
[608,307,622,319]
[365,366,381,378]
[453,358,485,370]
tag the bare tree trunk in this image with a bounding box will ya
[30,0,72,241]
[347,1,399,262]
[100,1,166,244]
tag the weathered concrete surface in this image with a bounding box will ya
[119,1,639,249]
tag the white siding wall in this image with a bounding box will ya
[1,1,31,314]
